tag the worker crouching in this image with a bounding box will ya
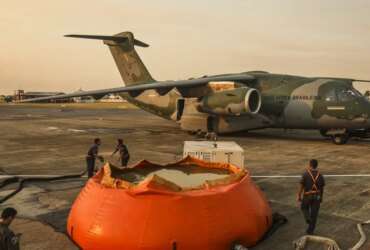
[111,139,130,167]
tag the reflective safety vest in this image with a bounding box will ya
[304,168,321,195]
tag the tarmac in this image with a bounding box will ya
[0,103,370,249]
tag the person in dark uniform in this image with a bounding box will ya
[0,207,20,250]
[111,139,130,167]
[86,138,104,178]
[297,159,325,235]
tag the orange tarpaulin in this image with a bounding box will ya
[67,156,272,250]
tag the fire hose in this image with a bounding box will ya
[0,171,86,204]
[293,220,370,250]
[350,220,370,250]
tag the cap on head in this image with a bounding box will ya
[1,207,17,220]
[310,159,318,169]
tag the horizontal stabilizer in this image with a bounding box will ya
[64,34,149,47]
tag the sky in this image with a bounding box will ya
[1,0,370,94]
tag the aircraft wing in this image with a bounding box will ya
[17,73,255,103]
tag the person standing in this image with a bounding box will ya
[111,139,130,167]
[297,159,325,235]
[0,207,20,250]
[86,138,104,178]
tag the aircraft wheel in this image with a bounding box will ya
[205,133,211,140]
[319,129,329,137]
[331,133,349,145]
[196,130,206,138]
[205,132,218,141]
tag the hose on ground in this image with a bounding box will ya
[293,219,370,250]
[349,219,370,250]
[232,244,248,250]
[230,213,287,250]
[293,235,341,250]
[0,171,86,204]
[261,213,288,241]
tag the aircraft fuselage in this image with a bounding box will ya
[120,72,370,138]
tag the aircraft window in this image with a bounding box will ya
[325,89,337,102]
[336,88,358,102]
[352,88,363,97]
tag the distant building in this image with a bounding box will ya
[99,94,126,103]
[73,96,96,103]
[13,90,24,102]
[71,88,95,103]
[14,90,72,103]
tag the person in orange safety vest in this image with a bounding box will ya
[297,159,325,235]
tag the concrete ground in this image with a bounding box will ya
[0,104,369,249]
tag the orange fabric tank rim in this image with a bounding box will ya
[98,156,249,194]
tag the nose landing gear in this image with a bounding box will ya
[320,128,370,145]
[320,129,350,145]
[331,133,350,145]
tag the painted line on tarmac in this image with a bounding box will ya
[252,174,370,178]
[0,175,88,179]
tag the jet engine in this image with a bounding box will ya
[198,87,261,115]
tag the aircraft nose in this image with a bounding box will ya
[365,113,370,127]
[356,101,370,127]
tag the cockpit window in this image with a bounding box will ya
[325,87,361,102]
[352,88,363,97]
[336,88,360,102]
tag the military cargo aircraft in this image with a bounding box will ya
[19,31,370,144]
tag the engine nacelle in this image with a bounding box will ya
[198,87,261,116]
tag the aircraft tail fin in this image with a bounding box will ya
[65,32,155,85]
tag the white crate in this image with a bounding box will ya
[183,141,244,168]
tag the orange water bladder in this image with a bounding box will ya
[67,156,272,250]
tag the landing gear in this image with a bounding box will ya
[319,129,329,137]
[189,129,218,140]
[205,132,218,141]
[331,133,350,145]
[322,129,350,145]
[187,130,197,135]
[196,130,206,138]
